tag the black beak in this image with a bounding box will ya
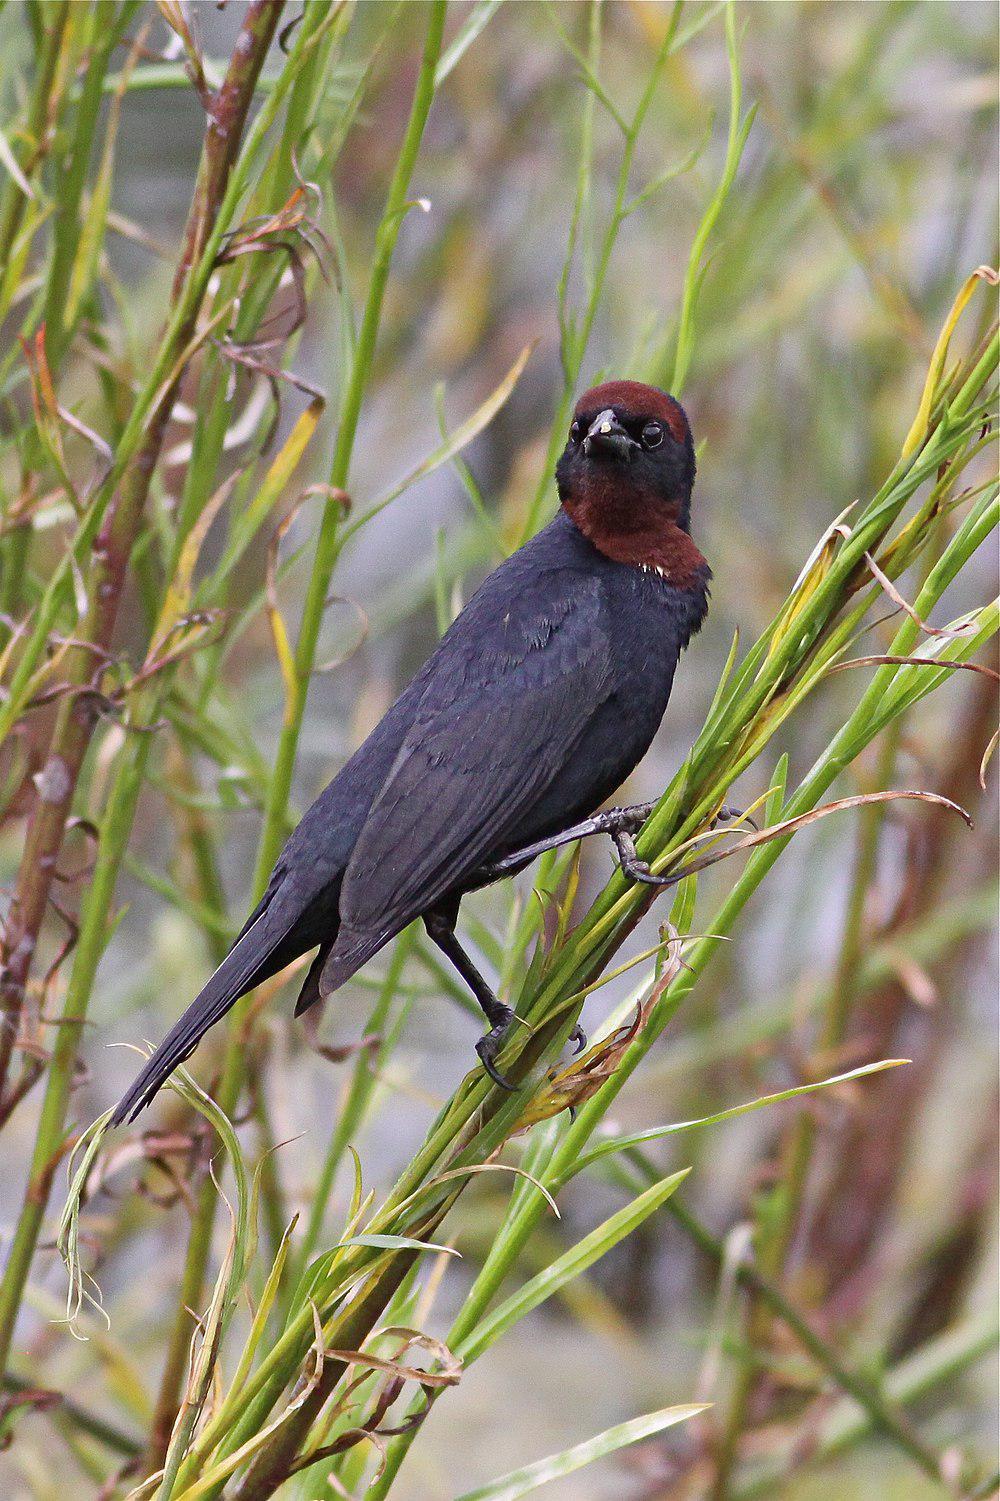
[583,409,636,462]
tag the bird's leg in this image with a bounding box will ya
[423,908,587,1086]
[468,802,659,886]
[468,801,673,894]
[423,906,518,1090]
[467,800,756,896]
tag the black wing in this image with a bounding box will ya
[110,667,435,1123]
[322,573,613,986]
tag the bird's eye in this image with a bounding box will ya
[641,421,663,449]
[570,418,585,443]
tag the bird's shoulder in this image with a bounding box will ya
[414,514,615,707]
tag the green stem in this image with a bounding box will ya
[0,0,70,311]
[1,1370,142,1458]
[732,1316,999,1499]
[655,1188,956,1493]
[252,0,449,891]
[0,0,288,1379]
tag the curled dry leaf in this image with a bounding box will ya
[287,1327,462,1479]
[644,789,974,893]
[307,1025,382,1067]
[514,923,688,1128]
[82,1128,212,1206]
[515,999,651,1129]
[278,8,305,54]
[19,328,91,514]
[828,654,999,684]
[864,551,977,639]
[314,595,369,675]
[426,1162,560,1218]
[37,891,80,1020]
[57,405,114,504]
[788,500,858,596]
[215,182,332,373]
[377,1327,462,1381]
[980,726,998,789]
[321,1337,461,1391]
[0,1059,46,1130]
[51,817,100,885]
[302,481,352,515]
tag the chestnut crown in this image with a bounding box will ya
[555,380,696,531]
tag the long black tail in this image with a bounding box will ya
[110,901,297,1126]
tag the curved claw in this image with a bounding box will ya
[623,859,677,887]
[613,830,677,888]
[476,1013,517,1091]
[477,1045,516,1091]
[569,1022,588,1055]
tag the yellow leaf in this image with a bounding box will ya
[901,265,998,460]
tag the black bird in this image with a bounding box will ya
[112,380,710,1124]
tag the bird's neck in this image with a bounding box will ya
[561,487,705,587]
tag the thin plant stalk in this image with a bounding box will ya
[0,0,288,1377]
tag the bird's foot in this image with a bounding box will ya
[613,830,677,887]
[568,1021,587,1054]
[595,801,657,837]
[476,1005,517,1090]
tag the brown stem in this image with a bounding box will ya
[804,675,998,1304]
[0,0,285,1116]
[230,1212,450,1501]
[712,672,997,1494]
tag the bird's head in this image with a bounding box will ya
[557,380,694,525]
[555,380,702,582]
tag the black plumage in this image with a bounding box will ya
[112,380,710,1123]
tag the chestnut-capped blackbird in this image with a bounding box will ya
[112,379,710,1123]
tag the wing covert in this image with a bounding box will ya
[338,575,612,938]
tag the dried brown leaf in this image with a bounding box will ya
[864,551,977,640]
[828,654,998,683]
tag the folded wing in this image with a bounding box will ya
[322,574,613,987]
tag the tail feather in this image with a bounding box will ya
[318,925,391,999]
[293,944,330,1017]
[110,903,294,1126]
